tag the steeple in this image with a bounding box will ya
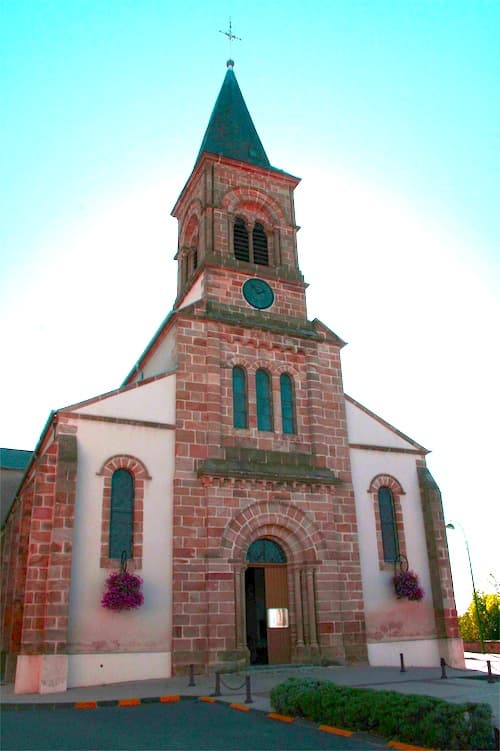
[172,61,304,316]
[196,61,271,169]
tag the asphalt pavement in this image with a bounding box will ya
[2,652,498,729]
[2,700,389,751]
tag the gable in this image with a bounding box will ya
[69,373,176,425]
[345,394,427,453]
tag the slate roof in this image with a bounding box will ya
[196,62,271,169]
[0,447,32,470]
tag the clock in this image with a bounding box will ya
[242,278,274,310]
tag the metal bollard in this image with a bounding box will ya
[440,657,447,679]
[245,674,253,704]
[400,652,406,673]
[214,671,221,697]
[487,660,495,684]
[188,663,195,687]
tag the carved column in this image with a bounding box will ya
[233,564,246,650]
[293,565,304,647]
[306,567,318,648]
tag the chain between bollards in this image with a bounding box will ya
[440,657,447,679]
[212,670,252,701]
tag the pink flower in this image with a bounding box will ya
[101,571,144,611]
[393,570,424,601]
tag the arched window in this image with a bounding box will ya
[247,538,287,563]
[280,373,296,434]
[252,222,269,266]
[378,487,399,562]
[109,469,134,559]
[232,366,248,429]
[234,218,250,262]
[256,369,273,431]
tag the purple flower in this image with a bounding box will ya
[393,570,424,601]
[101,571,144,611]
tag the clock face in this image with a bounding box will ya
[242,278,274,309]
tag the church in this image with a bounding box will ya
[1,61,464,694]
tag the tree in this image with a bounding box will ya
[458,591,500,641]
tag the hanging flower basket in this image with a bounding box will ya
[101,553,144,611]
[393,569,424,601]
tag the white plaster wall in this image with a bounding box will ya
[141,326,178,380]
[76,373,176,424]
[346,399,418,450]
[176,273,203,311]
[68,652,171,689]
[350,447,439,657]
[67,414,175,686]
[367,639,440,667]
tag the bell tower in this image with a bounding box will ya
[169,62,367,674]
[172,61,308,324]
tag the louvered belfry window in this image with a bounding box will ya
[234,218,250,262]
[280,373,296,434]
[256,369,273,431]
[232,366,248,428]
[378,487,399,562]
[252,222,269,265]
[109,469,134,559]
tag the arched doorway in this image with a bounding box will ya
[245,538,290,665]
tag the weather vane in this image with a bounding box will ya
[219,18,242,64]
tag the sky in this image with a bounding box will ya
[1,0,499,615]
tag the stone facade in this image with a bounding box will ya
[0,64,464,692]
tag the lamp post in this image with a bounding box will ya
[446,521,486,654]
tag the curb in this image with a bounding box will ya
[0,694,192,711]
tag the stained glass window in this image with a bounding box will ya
[378,487,399,562]
[280,373,296,434]
[256,369,272,431]
[232,366,248,428]
[109,469,134,559]
[247,538,287,563]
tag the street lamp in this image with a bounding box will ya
[446,521,486,654]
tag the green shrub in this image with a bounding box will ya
[269,677,495,750]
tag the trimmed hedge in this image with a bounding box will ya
[270,677,495,750]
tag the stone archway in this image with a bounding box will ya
[245,538,289,665]
[222,500,325,665]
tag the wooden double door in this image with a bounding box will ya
[245,565,290,665]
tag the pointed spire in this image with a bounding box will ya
[196,63,271,169]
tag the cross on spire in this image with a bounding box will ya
[219,18,242,65]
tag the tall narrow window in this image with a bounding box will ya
[256,369,273,431]
[232,367,248,428]
[109,469,134,559]
[378,487,399,562]
[252,223,269,265]
[234,219,250,262]
[280,373,296,434]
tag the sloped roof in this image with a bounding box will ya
[196,62,271,169]
[0,447,32,470]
